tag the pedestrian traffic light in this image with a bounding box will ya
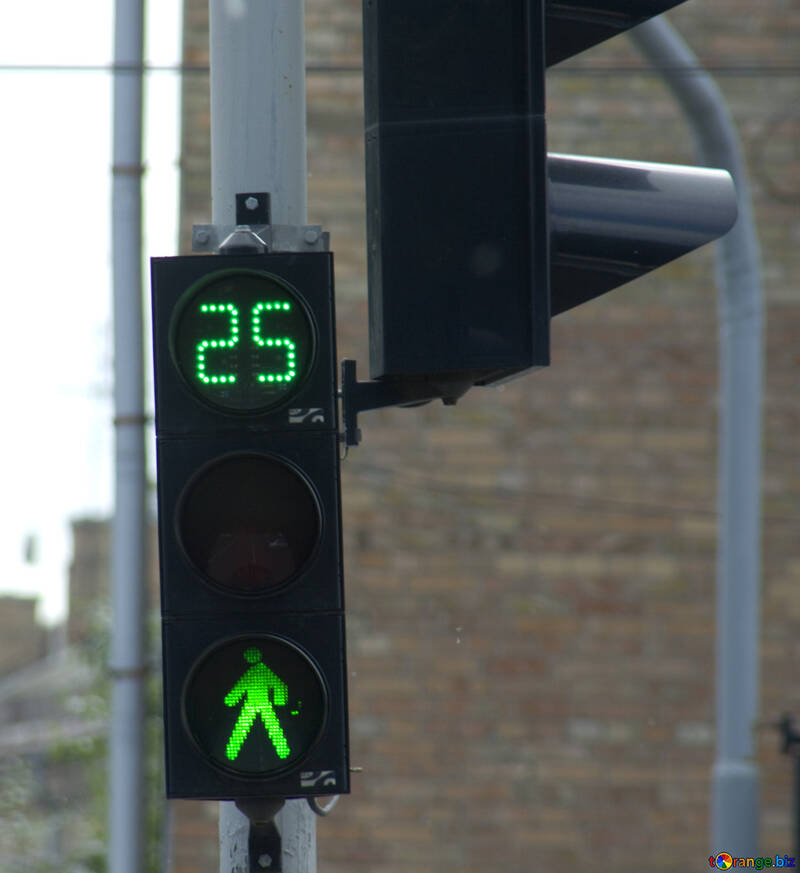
[151,251,349,800]
[362,0,737,388]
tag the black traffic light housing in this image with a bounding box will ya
[151,251,349,800]
[363,0,549,385]
[544,0,687,66]
[361,0,737,392]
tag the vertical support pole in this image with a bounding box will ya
[629,18,763,858]
[776,716,800,859]
[209,0,307,228]
[110,0,147,870]
[795,756,800,860]
[208,2,317,869]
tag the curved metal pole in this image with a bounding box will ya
[629,16,764,858]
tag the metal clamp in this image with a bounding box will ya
[192,192,330,254]
[235,798,285,873]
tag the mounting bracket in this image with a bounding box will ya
[339,359,472,449]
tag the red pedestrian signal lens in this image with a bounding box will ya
[178,454,321,593]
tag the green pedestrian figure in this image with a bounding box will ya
[224,646,291,762]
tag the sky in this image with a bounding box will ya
[0,1,182,623]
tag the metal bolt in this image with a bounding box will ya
[195,229,210,245]
[245,196,260,211]
[304,228,320,245]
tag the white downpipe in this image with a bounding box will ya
[109,0,147,870]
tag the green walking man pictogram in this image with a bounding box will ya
[224,646,291,761]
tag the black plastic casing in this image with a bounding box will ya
[150,252,349,800]
[363,0,550,385]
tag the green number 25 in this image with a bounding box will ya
[195,301,298,386]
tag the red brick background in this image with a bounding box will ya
[171,2,800,870]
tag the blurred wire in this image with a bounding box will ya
[0,62,797,75]
[344,461,800,526]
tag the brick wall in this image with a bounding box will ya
[0,597,47,677]
[67,519,111,645]
[174,2,800,870]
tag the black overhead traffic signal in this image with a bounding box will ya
[151,251,349,800]
[362,0,737,388]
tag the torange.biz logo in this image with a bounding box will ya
[710,853,796,869]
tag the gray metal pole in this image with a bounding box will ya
[109,0,148,869]
[208,1,317,868]
[629,17,764,857]
[209,0,307,228]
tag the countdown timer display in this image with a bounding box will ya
[183,635,327,777]
[172,269,315,412]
